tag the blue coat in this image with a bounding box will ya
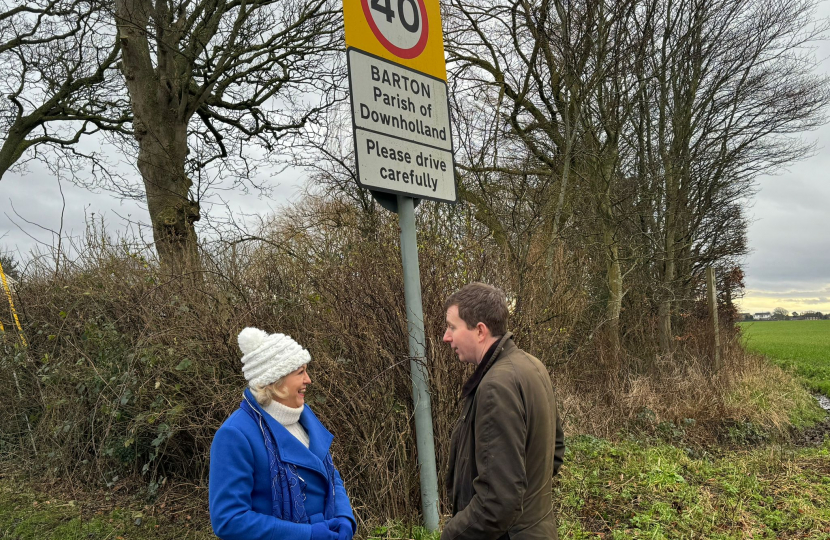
[209,390,356,540]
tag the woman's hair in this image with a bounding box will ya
[250,377,290,406]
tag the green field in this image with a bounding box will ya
[740,320,830,396]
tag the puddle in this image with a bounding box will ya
[814,394,830,412]
[793,394,830,446]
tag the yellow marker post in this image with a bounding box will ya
[0,260,35,453]
[0,260,26,347]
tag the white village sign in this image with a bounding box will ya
[344,0,456,202]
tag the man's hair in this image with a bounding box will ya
[444,282,508,337]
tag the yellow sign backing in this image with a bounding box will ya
[344,0,447,81]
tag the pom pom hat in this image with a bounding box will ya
[238,327,311,387]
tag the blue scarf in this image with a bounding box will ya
[240,392,337,522]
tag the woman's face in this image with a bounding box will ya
[274,364,311,408]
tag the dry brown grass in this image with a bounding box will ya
[556,349,812,444]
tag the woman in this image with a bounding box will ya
[209,327,356,540]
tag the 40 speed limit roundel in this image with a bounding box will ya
[344,0,446,80]
[361,0,428,58]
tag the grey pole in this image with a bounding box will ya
[397,194,440,531]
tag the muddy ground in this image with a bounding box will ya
[794,394,830,446]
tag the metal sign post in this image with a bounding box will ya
[342,0,455,529]
[397,195,439,530]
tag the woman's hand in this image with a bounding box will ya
[325,517,355,540]
[310,521,338,540]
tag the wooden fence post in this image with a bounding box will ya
[707,267,721,370]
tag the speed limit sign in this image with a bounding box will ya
[362,0,428,59]
[343,0,455,203]
[344,0,446,80]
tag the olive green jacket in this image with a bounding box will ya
[442,332,565,540]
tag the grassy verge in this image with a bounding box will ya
[723,353,827,434]
[0,478,211,540]
[557,435,830,539]
[4,433,830,539]
[3,329,825,539]
[739,320,830,395]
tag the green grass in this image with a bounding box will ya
[367,523,440,539]
[740,320,830,396]
[5,434,830,539]
[0,481,211,540]
[556,435,830,539]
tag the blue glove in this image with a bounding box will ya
[325,517,355,540]
[311,521,338,540]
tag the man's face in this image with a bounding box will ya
[443,305,480,364]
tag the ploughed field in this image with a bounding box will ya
[740,320,830,396]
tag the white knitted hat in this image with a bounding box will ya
[237,327,311,387]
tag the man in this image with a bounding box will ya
[441,282,565,540]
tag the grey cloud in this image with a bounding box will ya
[741,7,830,304]
[1,153,302,259]
[745,287,830,298]
[744,130,830,294]
[1,165,145,256]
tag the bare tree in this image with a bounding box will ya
[773,307,789,319]
[444,0,828,358]
[445,0,646,352]
[0,0,130,181]
[634,0,830,353]
[113,0,342,269]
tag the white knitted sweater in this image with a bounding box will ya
[263,401,310,448]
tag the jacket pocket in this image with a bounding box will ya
[451,455,469,513]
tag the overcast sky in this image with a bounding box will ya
[2,2,829,314]
[739,0,830,315]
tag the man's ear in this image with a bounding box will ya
[476,322,489,341]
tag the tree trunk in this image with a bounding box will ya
[605,228,623,354]
[706,267,721,371]
[115,0,200,272]
[597,149,622,356]
[138,122,200,271]
[658,219,675,354]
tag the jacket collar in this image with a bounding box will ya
[461,331,514,398]
[243,388,333,477]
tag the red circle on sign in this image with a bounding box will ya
[361,0,429,59]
